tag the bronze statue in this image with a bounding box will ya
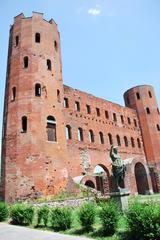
[110,145,126,190]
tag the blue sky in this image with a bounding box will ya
[1,0,160,152]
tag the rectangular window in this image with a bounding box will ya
[105,110,109,119]
[113,113,117,122]
[64,98,69,108]
[75,101,80,111]
[47,123,56,142]
[96,108,100,117]
[86,104,91,114]
[121,115,124,124]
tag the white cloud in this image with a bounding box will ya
[88,8,101,16]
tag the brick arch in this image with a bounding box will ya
[80,175,96,188]
[135,162,149,195]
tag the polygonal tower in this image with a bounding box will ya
[1,12,69,202]
[124,85,160,193]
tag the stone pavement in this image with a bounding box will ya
[0,223,91,240]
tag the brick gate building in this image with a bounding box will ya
[1,12,160,202]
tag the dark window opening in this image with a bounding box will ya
[128,117,131,125]
[136,92,140,100]
[78,128,83,141]
[105,110,109,119]
[157,108,159,114]
[131,137,135,147]
[121,115,124,124]
[124,136,128,147]
[146,107,150,114]
[47,116,57,142]
[15,36,19,46]
[113,113,117,122]
[21,116,27,133]
[35,33,41,43]
[75,101,80,111]
[99,132,104,144]
[86,104,91,114]
[66,125,72,139]
[54,41,58,51]
[134,119,137,127]
[108,133,113,145]
[89,130,94,143]
[116,135,121,146]
[126,97,130,105]
[157,124,160,131]
[148,91,152,98]
[96,108,100,117]
[137,138,141,148]
[12,87,16,101]
[57,89,60,102]
[47,59,52,70]
[64,98,69,108]
[24,56,29,68]
[35,83,41,96]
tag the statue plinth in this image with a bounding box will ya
[110,188,130,211]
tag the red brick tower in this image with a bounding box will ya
[1,12,69,202]
[124,85,160,192]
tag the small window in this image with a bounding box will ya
[78,128,83,141]
[47,59,52,70]
[89,130,94,143]
[75,101,80,111]
[23,56,28,68]
[134,119,137,127]
[35,33,40,43]
[113,113,117,122]
[99,132,104,144]
[131,137,135,148]
[12,87,16,101]
[157,124,160,131]
[124,136,128,147]
[47,116,57,142]
[136,92,140,100]
[86,105,91,114]
[126,97,130,105]
[148,91,152,98]
[66,125,72,139]
[127,117,131,125]
[54,41,58,51]
[21,116,27,133]
[64,98,69,108]
[157,108,159,114]
[105,110,109,119]
[15,36,19,46]
[35,83,41,96]
[57,89,60,102]
[96,108,100,117]
[146,107,150,114]
[137,138,141,148]
[108,133,113,145]
[121,115,124,124]
[116,135,121,146]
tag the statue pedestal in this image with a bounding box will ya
[110,189,130,211]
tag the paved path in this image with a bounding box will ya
[0,223,91,240]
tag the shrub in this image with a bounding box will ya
[0,202,9,222]
[77,202,96,230]
[37,205,49,227]
[126,201,160,240]
[99,200,119,236]
[10,203,34,226]
[50,207,72,231]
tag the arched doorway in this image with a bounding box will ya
[135,162,149,195]
[94,165,110,195]
[85,180,95,189]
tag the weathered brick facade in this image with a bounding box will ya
[1,13,160,202]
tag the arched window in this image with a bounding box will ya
[116,135,121,146]
[157,124,160,131]
[47,59,52,70]
[89,130,94,143]
[136,92,140,100]
[35,33,40,43]
[47,116,57,142]
[105,110,109,119]
[99,132,104,144]
[57,89,60,102]
[131,137,135,147]
[12,87,16,101]
[21,116,27,133]
[124,136,128,147]
[121,115,124,124]
[127,117,131,125]
[134,119,137,127]
[148,91,152,98]
[137,138,141,148]
[23,56,28,68]
[146,107,150,114]
[78,128,83,141]
[35,83,41,96]
[54,41,58,51]
[108,133,113,145]
[66,125,72,139]
[113,113,117,122]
